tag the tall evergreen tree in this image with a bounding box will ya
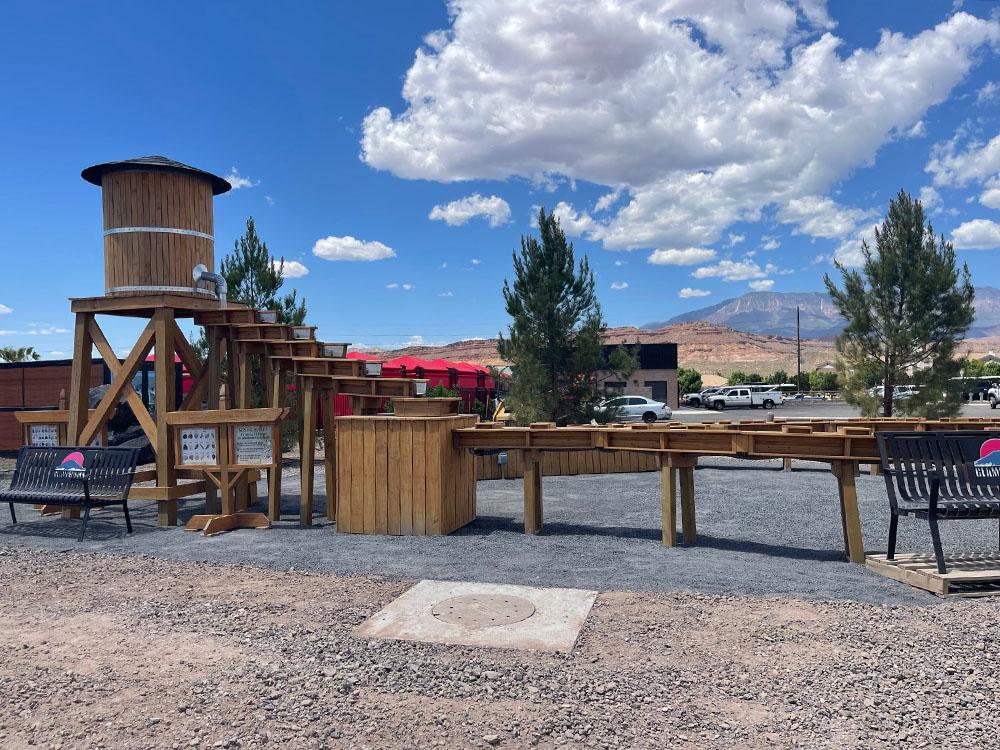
[220,217,307,324]
[0,346,40,363]
[498,208,636,424]
[824,190,975,417]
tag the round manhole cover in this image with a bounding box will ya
[432,594,536,628]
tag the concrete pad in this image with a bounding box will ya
[355,579,597,652]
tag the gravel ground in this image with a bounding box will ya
[2,459,1000,604]
[1,548,998,750]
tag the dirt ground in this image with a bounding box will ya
[1,548,998,750]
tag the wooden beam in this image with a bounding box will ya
[203,327,222,514]
[168,318,205,381]
[661,457,676,547]
[678,464,697,545]
[523,450,543,534]
[322,387,337,524]
[79,321,155,447]
[153,309,177,526]
[88,317,158,445]
[300,379,316,526]
[832,460,865,564]
[66,312,94,444]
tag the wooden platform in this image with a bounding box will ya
[866,552,1000,597]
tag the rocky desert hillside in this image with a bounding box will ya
[375,322,839,376]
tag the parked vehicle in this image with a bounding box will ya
[601,395,672,423]
[684,386,722,408]
[869,385,919,402]
[708,387,783,410]
[990,384,1000,409]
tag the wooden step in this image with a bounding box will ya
[229,323,293,341]
[193,307,259,326]
[866,552,1000,597]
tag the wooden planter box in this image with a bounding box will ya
[392,397,461,417]
[335,414,477,535]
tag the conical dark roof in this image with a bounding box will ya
[81,155,232,195]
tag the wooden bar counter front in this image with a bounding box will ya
[335,413,477,535]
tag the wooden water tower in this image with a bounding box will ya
[65,156,235,526]
[81,155,231,296]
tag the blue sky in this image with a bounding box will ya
[2,1,999,358]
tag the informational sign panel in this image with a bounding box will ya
[234,424,273,465]
[29,424,59,447]
[180,427,218,466]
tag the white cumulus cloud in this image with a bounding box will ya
[429,193,511,227]
[647,248,716,266]
[952,219,1000,249]
[749,279,775,291]
[313,235,396,261]
[692,258,775,282]
[610,281,629,290]
[225,167,259,190]
[361,5,999,251]
[0,304,12,314]
[272,259,309,278]
[679,287,711,298]
[778,195,873,239]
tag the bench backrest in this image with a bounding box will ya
[878,430,1000,508]
[9,446,140,499]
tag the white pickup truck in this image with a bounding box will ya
[707,386,783,410]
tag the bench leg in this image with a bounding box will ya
[78,505,92,543]
[887,513,899,560]
[8,503,15,525]
[122,501,133,534]
[927,513,946,574]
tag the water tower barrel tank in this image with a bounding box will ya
[82,156,231,296]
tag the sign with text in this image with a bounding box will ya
[29,424,59,447]
[234,424,273,465]
[180,427,218,466]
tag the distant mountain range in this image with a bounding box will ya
[643,287,1000,339]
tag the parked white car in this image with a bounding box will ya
[707,387,783,410]
[601,395,672,423]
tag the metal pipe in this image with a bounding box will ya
[192,264,228,304]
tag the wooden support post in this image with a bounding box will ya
[63,313,93,519]
[523,450,543,534]
[153,309,177,526]
[679,464,697,545]
[661,456,677,547]
[782,457,793,471]
[322,388,338,523]
[870,463,880,476]
[266,361,284,521]
[203,328,221,515]
[300,378,316,526]
[832,460,865,564]
[66,312,93,445]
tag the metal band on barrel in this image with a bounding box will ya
[105,285,218,296]
[104,226,214,241]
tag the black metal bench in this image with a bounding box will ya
[878,431,1000,573]
[1,446,139,541]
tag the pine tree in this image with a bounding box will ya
[498,208,635,424]
[220,217,307,324]
[0,346,40,363]
[824,190,975,417]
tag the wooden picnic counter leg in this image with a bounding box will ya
[523,450,543,534]
[660,457,677,547]
[832,460,865,564]
[679,464,697,545]
[300,379,316,526]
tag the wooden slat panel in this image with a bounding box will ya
[363,420,376,533]
[411,421,426,534]
[387,419,401,534]
[400,420,414,534]
[374,419,388,534]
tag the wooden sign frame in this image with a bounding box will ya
[165,407,287,536]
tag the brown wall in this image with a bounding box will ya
[0,360,105,451]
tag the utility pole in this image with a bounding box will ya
[796,305,802,393]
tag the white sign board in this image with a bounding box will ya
[180,427,218,465]
[29,424,59,447]
[234,424,273,465]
